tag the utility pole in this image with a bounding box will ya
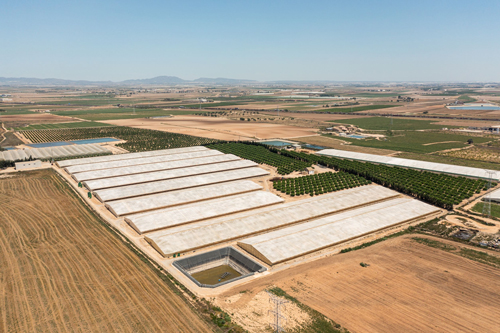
[267,291,288,333]
[482,170,497,218]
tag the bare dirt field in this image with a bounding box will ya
[0,113,74,128]
[220,235,500,333]
[102,115,318,140]
[0,169,211,333]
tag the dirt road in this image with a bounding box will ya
[0,169,211,333]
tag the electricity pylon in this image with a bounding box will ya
[267,291,288,333]
[482,170,497,218]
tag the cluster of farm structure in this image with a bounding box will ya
[3,84,500,332]
[51,138,500,290]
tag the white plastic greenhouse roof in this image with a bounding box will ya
[94,167,269,202]
[144,185,400,257]
[483,188,500,203]
[57,146,208,167]
[0,144,110,161]
[125,191,284,234]
[318,149,500,181]
[238,198,440,265]
[106,180,262,216]
[73,154,241,182]
[84,159,258,190]
[65,149,221,174]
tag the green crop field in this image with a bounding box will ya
[472,202,500,218]
[53,108,208,120]
[319,104,398,113]
[14,121,114,130]
[336,131,492,154]
[176,101,250,108]
[331,117,449,131]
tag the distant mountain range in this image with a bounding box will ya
[0,76,257,86]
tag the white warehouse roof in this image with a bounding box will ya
[318,149,500,180]
[238,198,440,265]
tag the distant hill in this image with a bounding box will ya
[193,77,256,84]
[119,76,187,85]
[0,76,256,86]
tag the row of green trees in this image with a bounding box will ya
[273,171,371,196]
[210,142,489,209]
[207,142,311,175]
[21,127,218,152]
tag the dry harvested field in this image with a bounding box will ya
[0,113,74,128]
[0,169,211,333]
[103,115,318,140]
[220,235,500,333]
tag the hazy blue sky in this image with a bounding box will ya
[2,0,499,82]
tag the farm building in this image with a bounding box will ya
[15,160,42,170]
[318,149,499,180]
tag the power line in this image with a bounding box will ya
[482,170,497,218]
[267,291,288,333]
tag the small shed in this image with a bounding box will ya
[15,160,42,170]
[304,167,315,175]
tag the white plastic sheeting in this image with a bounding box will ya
[73,154,241,182]
[56,146,208,167]
[238,198,440,265]
[125,191,284,234]
[65,149,221,174]
[144,186,400,256]
[106,180,262,216]
[0,144,110,161]
[318,149,500,180]
[84,159,258,190]
[93,167,269,202]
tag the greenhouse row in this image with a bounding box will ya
[144,186,398,257]
[318,149,500,180]
[65,149,220,174]
[238,197,440,265]
[83,160,257,190]
[57,145,208,168]
[0,144,110,162]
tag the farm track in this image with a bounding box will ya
[0,169,211,333]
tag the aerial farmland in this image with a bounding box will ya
[2,84,500,332]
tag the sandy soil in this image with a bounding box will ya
[0,113,74,128]
[219,235,500,333]
[102,115,318,140]
[215,290,309,332]
[0,170,211,333]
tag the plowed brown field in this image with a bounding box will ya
[221,235,500,332]
[0,169,211,333]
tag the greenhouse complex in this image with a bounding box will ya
[55,143,448,290]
